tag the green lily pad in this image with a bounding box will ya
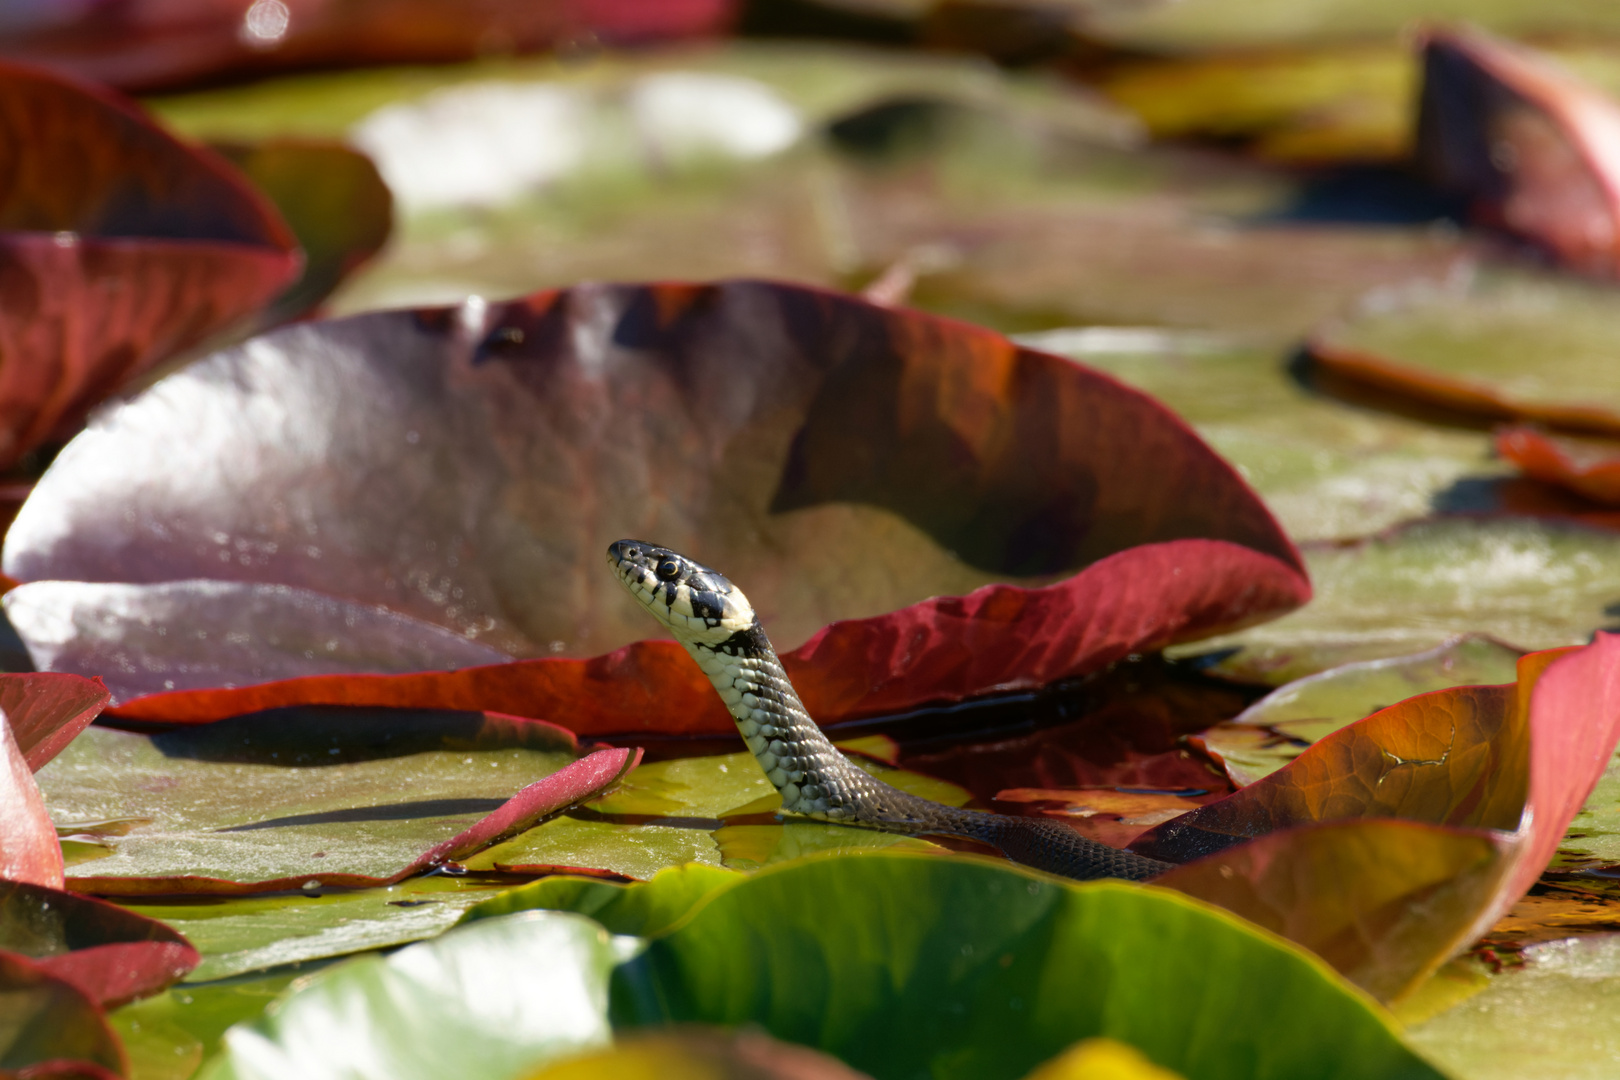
[1177,517,1620,680]
[1407,935,1620,1080]
[121,876,525,983]
[1555,748,1620,870]
[1020,329,1502,543]
[1199,635,1524,784]
[460,864,739,937]
[111,965,317,1080]
[35,711,578,885]
[531,1027,876,1080]
[199,910,635,1080]
[612,852,1443,1080]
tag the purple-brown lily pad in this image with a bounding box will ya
[1,673,109,773]
[0,951,125,1078]
[0,61,299,470]
[1143,637,1620,1001]
[0,880,197,1008]
[1,714,62,890]
[5,280,1308,734]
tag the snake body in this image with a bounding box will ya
[608,539,1170,882]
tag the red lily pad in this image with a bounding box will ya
[0,1,735,93]
[0,951,125,1078]
[1497,426,1620,505]
[0,880,197,1007]
[1418,27,1620,277]
[5,280,1307,733]
[210,139,393,325]
[1142,637,1620,1000]
[0,61,299,470]
[1,713,62,890]
[2,673,109,772]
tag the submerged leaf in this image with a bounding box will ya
[0,62,299,469]
[611,852,1443,1080]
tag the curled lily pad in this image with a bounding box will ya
[460,864,740,938]
[1497,426,1620,505]
[1,672,108,772]
[1417,28,1620,276]
[6,280,1307,734]
[35,709,629,893]
[611,852,1443,1080]
[1198,635,1524,785]
[1,713,62,889]
[1309,265,1620,436]
[0,61,299,469]
[0,879,196,1007]
[1143,638,1620,1001]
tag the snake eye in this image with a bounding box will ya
[656,559,681,580]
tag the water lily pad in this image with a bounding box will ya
[0,61,299,469]
[4,673,110,772]
[1199,635,1524,785]
[1496,426,1620,505]
[0,879,197,1007]
[6,280,1306,736]
[1407,935,1620,1080]
[531,1027,875,1080]
[111,965,311,1080]
[0,950,126,1077]
[2,710,62,889]
[460,863,740,937]
[1020,328,1502,544]
[1025,1039,1188,1080]
[1144,638,1620,1001]
[1183,517,1620,678]
[199,910,635,1080]
[33,708,622,890]
[611,852,1443,1080]
[1310,265,1620,436]
[1417,28,1620,277]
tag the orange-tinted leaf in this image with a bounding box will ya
[5,280,1306,727]
[211,139,393,325]
[0,880,197,1007]
[1418,27,1620,277]
[0,62,299,468]
[0,715,62,890]
[0,0,734,92]
[1497,426,1620,505]
[3,674,109,773]
[1140,636,1620,1001]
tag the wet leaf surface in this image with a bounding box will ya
[1199,636,1524,785]
[0,880,196,1007]
[0,62,299,470]
[33,709,613,889]
[199,910,634,1080]
[0,950,126,1076]
[1310,265,1620,436]
[1182,517,1620,680]
[1407,935,1620,1080]
[611,852,1443,1080]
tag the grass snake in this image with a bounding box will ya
[609,539,1170,882]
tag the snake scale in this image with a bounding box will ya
[608,539,1171,882]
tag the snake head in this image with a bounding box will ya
[607,539,757,644]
